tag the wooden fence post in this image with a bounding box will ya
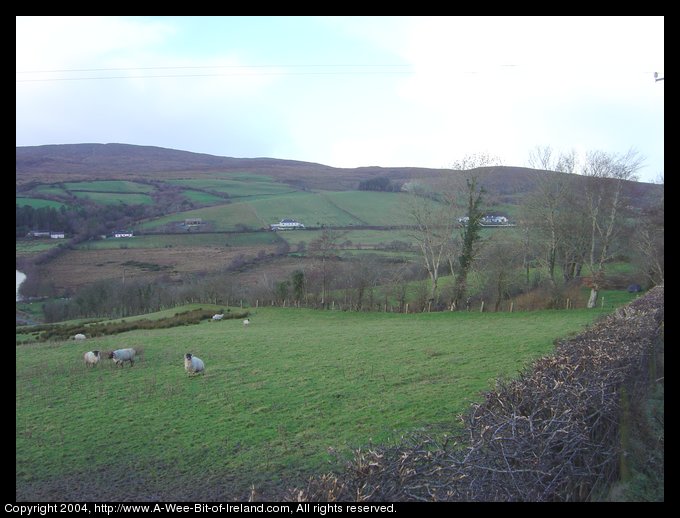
[480,300,485,313]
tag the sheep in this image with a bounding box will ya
[73,333,86,340]
[108,348,136,367]
[184,353,205,375]
[83,350,100,367]
[212,314,224,321]
[243,318,250,327]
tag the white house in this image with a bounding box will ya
[50,231,65,239]
[112,230,134,238]
[270,218,305,231]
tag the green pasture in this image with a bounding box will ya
[75,232,282,250]
[16,239,69,256]
[69,191,154,205]
[181,189,227,205]
[27,185,70,197]
[138,191,428,232]
[320,191,414,226]
[168,178,295,198]
[16,197,67,209]
[63,180,154,193]
[17,306,611,498]
[137,202,261,231]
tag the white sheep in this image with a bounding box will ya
[243,318,250,327]
[73,333,86,340]
[108,348,136,367]
[184,353,205,375]
[212,314,224,321]
[83,350,100,367]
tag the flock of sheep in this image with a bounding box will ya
[78,315,251,375]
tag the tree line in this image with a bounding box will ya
[405,148,663,311]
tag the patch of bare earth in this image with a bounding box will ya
[37,246,279,292]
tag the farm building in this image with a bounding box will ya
[270,218,306,231]
[481,215,509,224]
[50,231,65,239]
[184,218,202,226]
[26,230,51,238]
[112,230,134,238]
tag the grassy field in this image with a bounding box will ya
[63,180,155,193]
[167,178,296,198]
[16,197,68,209]
[69,191,154,205]
[137,190,424,232]
[75,232,283,250]
[16,239,70,256]
[16,305,614,500]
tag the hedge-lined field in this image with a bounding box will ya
[16,306,611,501]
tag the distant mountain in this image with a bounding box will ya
[16,143,661,207]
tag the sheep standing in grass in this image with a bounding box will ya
[212,314,224,321]
[83,350,100,367]
[243,318,250,327]
[184,353,205,375]
[108,348,136,367]
[74,333,86,340]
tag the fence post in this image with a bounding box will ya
[601,297,605,309]
[480,300,485,313]
[510,301,514,313]
[405,303,409,314]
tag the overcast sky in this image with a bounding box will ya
[16,16,664,182]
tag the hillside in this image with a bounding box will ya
[16,143,662,203]
[16,143,662,300]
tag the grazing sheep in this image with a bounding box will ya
[83,350,100,367]
[212,314,224,321]
[184,353,205,375]
[108,348,136,367]
[73,333,86,340]
[243,318,250,327]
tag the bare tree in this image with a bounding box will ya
[479,233,525,311]
[307,228,346,307]
[404,192,455,303]
[633,181,664,286]
[581,149,645,308]
[523,146,577,286]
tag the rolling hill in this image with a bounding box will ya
[16,143,661,202]
[16,143,662,297]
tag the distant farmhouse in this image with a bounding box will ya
[184,218,202,227]
[26,230,65,239]
[112,230,134,238]
[481,215,509,225]
[270,218,306,231]
[457,215,514,227]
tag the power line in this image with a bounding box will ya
[17,70,414,82]
[17,64,412,74]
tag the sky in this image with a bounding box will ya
[16,16,664,182]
